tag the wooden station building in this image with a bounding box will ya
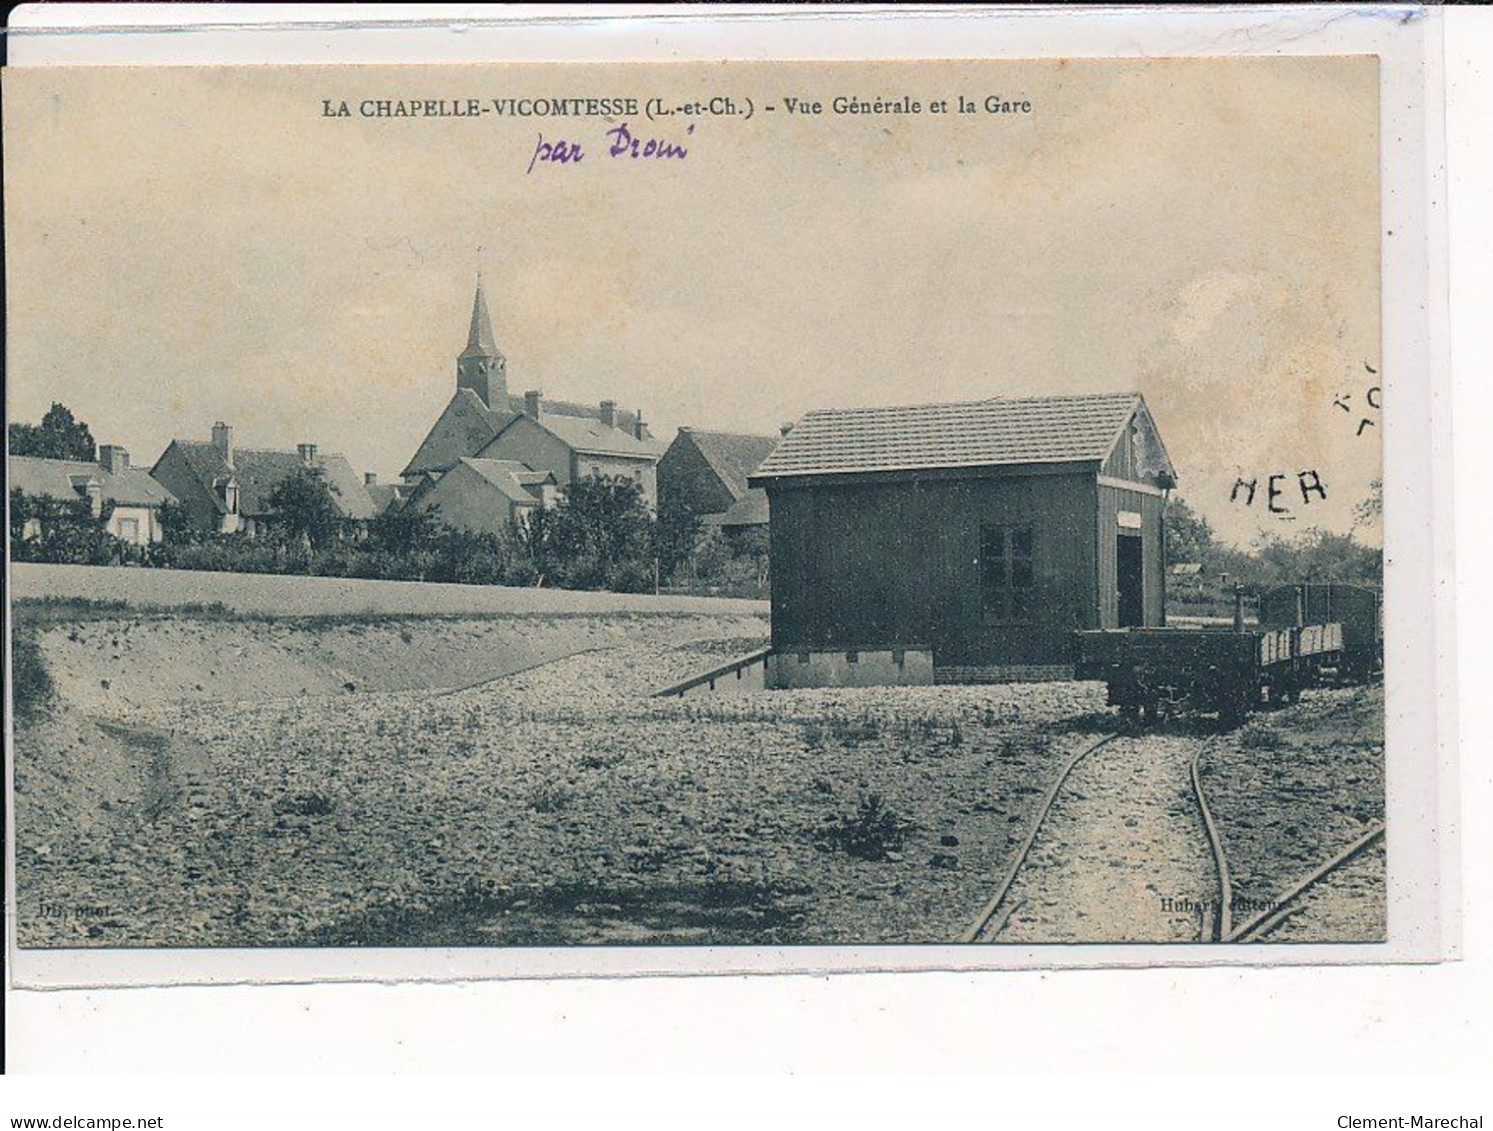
[747,392,1177,687]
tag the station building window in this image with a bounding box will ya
[981,524,1035,623]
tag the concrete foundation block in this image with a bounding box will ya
[766,648,934,689]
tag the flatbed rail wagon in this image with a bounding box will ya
[1074,621,1344,725]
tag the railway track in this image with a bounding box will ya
[961,730,1122,944]
[1225,821,1386,943]
[962,726,1383,945]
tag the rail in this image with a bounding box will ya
[651,646,774,698]
[964,721,1381,945]
[962,732,1121,943]
[1190,740,1234,942]
[1227,822,1386,942]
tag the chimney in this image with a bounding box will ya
[524,390,542,419]
[298,443,318,465]
[780,421,794,437]
[211,421,234,468]
[632,409,646,441]
[365,471,378,486]
[99,445,130,476]
[72,475,103,517]
[599,399,617,429]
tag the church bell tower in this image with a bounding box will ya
[457,278,507,410]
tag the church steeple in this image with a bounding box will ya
[456,277,507,409]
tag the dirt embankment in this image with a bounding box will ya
[30,611,771,716]
[12,606,771,943]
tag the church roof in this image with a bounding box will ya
[403,282,657,477]
[401,389,511,479]
[460,280,501,360]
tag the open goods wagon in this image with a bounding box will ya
[1073,621,1344,725]
[1258,582,1382,680]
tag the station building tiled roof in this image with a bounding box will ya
[750,392,1152,482]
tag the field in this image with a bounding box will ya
[8,562,768,619]
[10,566,1385,949]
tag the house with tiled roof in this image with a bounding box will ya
[361,473,408,517]
[151,422,375,537]
[401,281,652,481]
[747,392,1177,686]
[657,427,778,534]
[8,446,177,545]
[404,457,557,536]
[475,392,666,508]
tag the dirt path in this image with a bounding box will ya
[996,735,1217,944]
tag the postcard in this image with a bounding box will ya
[3,49,1442,984]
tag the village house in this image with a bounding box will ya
[151,422,375,537]
[361,473,408,517]
[748,391,1177,688]
[401,281,653,484]
[403,457,557,535]
[8,446,177,545]
[657,427,778,535]
[475,392,665,508]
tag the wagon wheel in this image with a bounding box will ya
[1218,695,1248,730]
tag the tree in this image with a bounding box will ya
[1251,527,1381,588]
[545,473,654,591]
[8,403,98,462]
[732,526,771,596]
[513,504,555,586]
[1164,495,1214,567]
[368,503,441,555]
[652,497,703,584]
[155,498,202,547]
[8,488,119,565]
[267,466,344,552]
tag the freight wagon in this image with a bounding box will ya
[1074,620,1345,726]
[1258,582,1382,680]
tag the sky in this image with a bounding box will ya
[4,57,1381,545]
